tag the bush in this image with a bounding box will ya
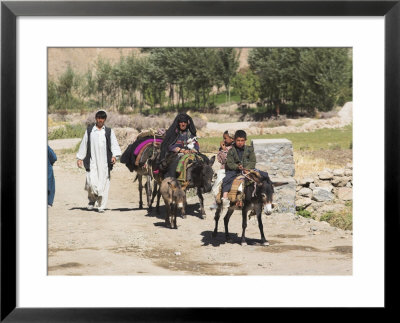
[320,209,352,231]
[48,124,86,140]
[297,207,312,218]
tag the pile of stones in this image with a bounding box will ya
[295,163,352,219]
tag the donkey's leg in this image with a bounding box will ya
[145,175,152,209]
[138,175,143,209]
[197,188,206,219]
[164,203,172,228]
[223,207,235,243]
[172,205,178,229]
[181,191,187,219]
[150,181,158,209]
[257,207,269,246]
[240,207,248,246]
[156,189,161,214]
[212,203,222,238]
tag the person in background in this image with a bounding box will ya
[210,130,234,210]
[48,145,57,207]
[76,110,121,213]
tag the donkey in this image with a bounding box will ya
[133,144,161,210]
[181,154,215,219]
[160,177,186,229]
[212,171,286,246]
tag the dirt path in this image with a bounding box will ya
[48,154,352,275]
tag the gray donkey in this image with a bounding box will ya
[160,177,186,229]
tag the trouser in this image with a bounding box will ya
[86,178,110,210]
[222,170,240,193]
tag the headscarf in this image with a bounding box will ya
[160,113,197,160]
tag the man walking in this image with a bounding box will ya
[76,110,121,213]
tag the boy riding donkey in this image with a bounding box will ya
[221,130,269,209]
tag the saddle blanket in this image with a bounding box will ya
[135,142,160,166]
[216,175,245,203]
[176,153,197,182]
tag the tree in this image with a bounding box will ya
[215,48,240,103]
[232,70,260,102]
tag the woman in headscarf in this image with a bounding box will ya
[158,113,200,178]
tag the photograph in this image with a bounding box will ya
[47,47,353,276]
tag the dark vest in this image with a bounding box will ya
[83,124,113,172]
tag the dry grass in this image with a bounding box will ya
[293,151,344,180]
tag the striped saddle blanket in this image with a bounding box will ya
[216,175,245,203]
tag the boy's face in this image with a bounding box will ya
[235,137,246,148]
[95,117,106,128]
[223,134,233,146]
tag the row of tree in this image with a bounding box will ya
[48,47,352,115]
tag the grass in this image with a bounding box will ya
[58,141,82,155]
[48,124,87,140]
[297,208,312,218]
[320,201,353,231]
[198,125,352,153]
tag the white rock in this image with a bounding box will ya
[344,169,353,176]
[298,187,312,197]
[318,170,333,180]
[312,187,335,202]
[333,169,345,177]
[337,187,352,201]
[295,198,313,210]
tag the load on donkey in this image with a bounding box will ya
[157,113,215,219]
[120,127,165,210]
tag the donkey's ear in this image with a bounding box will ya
[209,155,216,166]
[272,182,288,187]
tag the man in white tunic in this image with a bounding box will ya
[76,110,121,213]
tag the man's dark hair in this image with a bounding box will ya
[234,130,247,140]
[95,110,107,119]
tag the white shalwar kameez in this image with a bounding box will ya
[77,126,121,210]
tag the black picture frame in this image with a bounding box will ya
[1,0,397,321]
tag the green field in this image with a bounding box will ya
[198,125,352,152]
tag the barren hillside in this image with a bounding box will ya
[48,48,250,80]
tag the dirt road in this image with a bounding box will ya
[48,153,352,276]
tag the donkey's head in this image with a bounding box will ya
[168,180,185,210]
[248,172,274,215]
[189,155,216,193]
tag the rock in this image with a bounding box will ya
[298,187,312,197]
[346,181,352,188]
[337,176,351,187]
[311,226,318,231]
[333,169,345,177]
[299,177,314,186]
[320,183,334,192]
[174,251,181,256]
[318,203,346,214]
[309,183,316,190]
[295,197,312,210]
[346,163,353,170]
[312,187,334,202]
[337,187,352,201]
[344,169,353,176]
[318,170,333,180]
[331,178,341,187]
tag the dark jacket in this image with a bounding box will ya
[226,145,256,171]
